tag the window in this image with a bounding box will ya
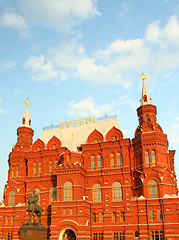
[4,233,12,240]
[146,114,149,122]
[112,212,117,222]
[111,153,115,169]
[63,209,67,215]
[120,211,125,222]
[150,210,154,221]
[92,213,96,223]
[97,155,102,170]
[64,182,73,201]
[53,144,56,149]
[34,162,37,176]
[5,216,8,225]
[67,154,71,162]
[157,210,162,221]
[152,150,156,166]
[91,155,95,171]
[93,184,102,202]
[151,230,163,240]
[8,191,15,207]
[69,208,73,215]
[34,188,40,204]
[49,160,53,174]
[93,232,103,240]
[112,182,122,202]
[39,162,42,176]
[49,187,57,203]
[16,167,19,179]
[12,167,15,180]
[117,153,121,168]
[113,232,125,240]
[10,216,13,225]
[135,231,139,238]
[99,212,104,223]
[145,151,150,167]
[149,180,159,199]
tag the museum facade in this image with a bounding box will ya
[0,75,179,240]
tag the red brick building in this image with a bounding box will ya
[0,76,179,240]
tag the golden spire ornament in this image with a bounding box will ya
[140,73,147,82]
[25,98,30,106]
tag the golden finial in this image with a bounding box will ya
[140,73,147,82]
[25,98,30,106]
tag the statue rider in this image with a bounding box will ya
[28,190,39,208]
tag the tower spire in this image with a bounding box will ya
[21,98,31,128]
[140,73,152,106]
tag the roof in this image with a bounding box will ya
[39,117,121,152]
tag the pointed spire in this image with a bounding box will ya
[140,73,152,106]
[21,98,31,128]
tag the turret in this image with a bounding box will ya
[14,98,34,151]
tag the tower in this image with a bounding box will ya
[132,73,178,198]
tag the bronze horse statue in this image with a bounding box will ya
[27,190,43,224]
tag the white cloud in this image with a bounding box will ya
[0,12,29,37]
[68,97,114,117]
[14,89,22,95]
[1,61,16,68]
[119,95,138,109]
[19,0,100,31]
[23,55,58,82]
[165,117,179,148]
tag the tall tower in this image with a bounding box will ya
[4,99,34,206]
[132,74,178,198]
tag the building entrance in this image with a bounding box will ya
[62,229,76,240]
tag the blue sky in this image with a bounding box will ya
[1,0,179,201]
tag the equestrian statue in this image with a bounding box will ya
[27,190,43,224]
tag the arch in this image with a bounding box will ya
[34,188,41,204]
[12,166,15,179]
[32,138,45,151]
[106,126,123,141]
[87,129,103,144]
[49,187,57,204]
[39,162,42,176]
[112,182,122,201]
[47,135,61,149]
[64,182,73,201]
[59,228,77,240]
[49,160,53,174]
[9,191,15,207]
[34,162,37,176]
[16,166,19,179]
[148,180,159,199]
[92,183,102,202]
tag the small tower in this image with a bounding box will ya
[132,74,177,199]
[15,98,34,151]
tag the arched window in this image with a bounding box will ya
[93,183,102,202]
[91,155,95,171]
[34,188,40,204]
[152,150,156,166]
[67,154,71,162]
[112,182,122,201]
[64,182,73,201]
[117,153,121,168]
[9,191,15,206]
[97,155,102,170]
[49,160,53,174]
[16,166,19,179]
[12,167,15,179]
[145,151,150,167]
[111,153,115,169]
[146,114,149,122]
[149,180,159,199]
[49,187,57,204]
[10,216,14,225]
[34,162,37,176]
[39,162,42,176]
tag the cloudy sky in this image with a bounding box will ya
[1,0,179,200]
